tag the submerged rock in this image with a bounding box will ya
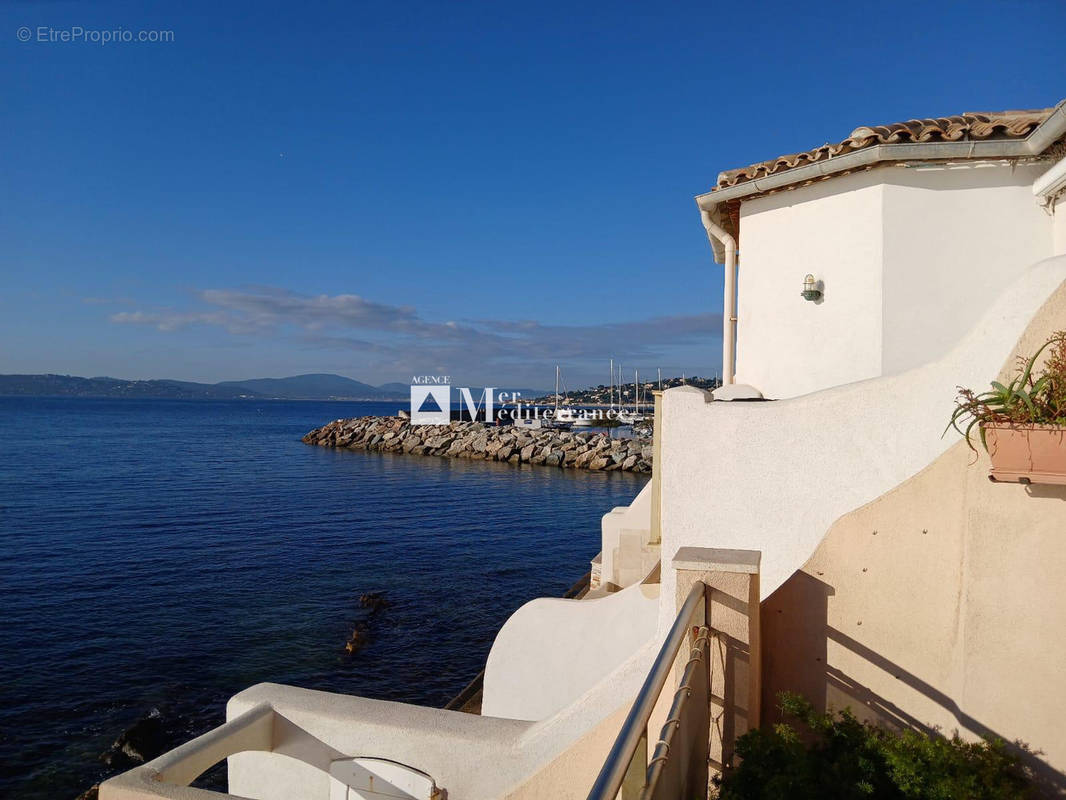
[345,621,370,654]
[100,708,168,768]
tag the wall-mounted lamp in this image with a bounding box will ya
[801,274,823,302]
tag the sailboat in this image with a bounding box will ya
[546,365,578,428]
[617,368,646,425]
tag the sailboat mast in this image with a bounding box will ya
[609,358,613,407]
[555,365,560,413]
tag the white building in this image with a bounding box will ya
[699,105,1066,399]
[102,99,1066,800]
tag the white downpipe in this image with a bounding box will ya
[699,208,737,385]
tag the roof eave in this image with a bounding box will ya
[696,98,1066,211]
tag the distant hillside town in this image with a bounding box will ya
[530,375,721,405]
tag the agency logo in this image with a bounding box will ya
[410,376,451,425]
[410,376,522,426]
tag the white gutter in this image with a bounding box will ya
[699,208,737,385]
[1033,155,1066,210]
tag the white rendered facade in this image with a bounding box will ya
[735,162,1054,399]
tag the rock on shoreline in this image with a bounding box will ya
[302,416,653,473]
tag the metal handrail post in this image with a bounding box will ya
[641,625,711,798]
[585,581,706,800]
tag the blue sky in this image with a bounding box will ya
[3,0,1064,389]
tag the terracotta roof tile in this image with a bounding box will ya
[715,107,1056,190]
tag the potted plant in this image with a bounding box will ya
[948,330,1066,485]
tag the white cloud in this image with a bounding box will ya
[108,286,722,381]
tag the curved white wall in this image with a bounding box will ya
[657,255,1066,632]
[223,627,664,800]
[482,580,660,721]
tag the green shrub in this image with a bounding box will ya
[717,693,1032,800]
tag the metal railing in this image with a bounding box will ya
[586,581,710,800]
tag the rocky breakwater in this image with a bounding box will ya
[302,416,653,473]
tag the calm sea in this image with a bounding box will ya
[0,397,645,799]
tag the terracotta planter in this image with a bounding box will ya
[984,424,1066,485]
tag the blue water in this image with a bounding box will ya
[0,398,645,799]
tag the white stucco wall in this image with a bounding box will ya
[657,255,1066,638]
[598,482,654,589]
[1054,204,1066,255]
[482,580,660,721]
[104,619,671,800]
[880,163,1050,375]
[734,163,1054,399]
[761,440,1066,778]
[219,633,666,800]
[736,171,884,399]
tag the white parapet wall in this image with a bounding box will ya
[102,633,669,800]
[221,630,665,800]
[597,481,655,590]
[482,579,660,721]
[657,254,1066,631]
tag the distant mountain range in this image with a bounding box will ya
[0,373,548,402]
[0,373,413,401]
